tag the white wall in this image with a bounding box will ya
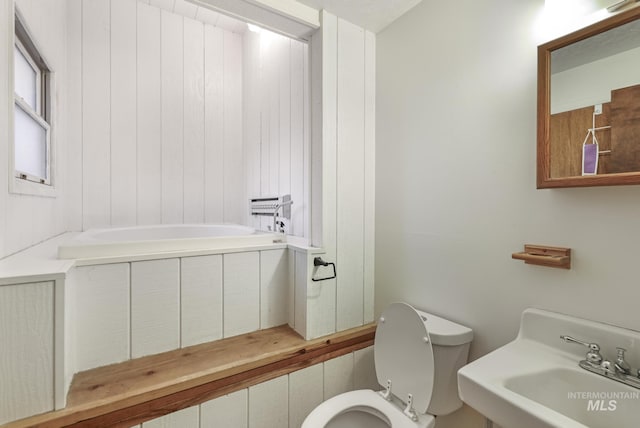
[0,281,55,425]
[376,0,640,426]
[137,347,377,428]
[71,0,244,230]
[243,29,310,237]
[0,0,70,258]
[310,11,376,336]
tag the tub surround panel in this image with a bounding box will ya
[243,29,310,238]
[136,1,163,225]
[180,255,223,347]
[260,249,290,329]
[75,0,244,230]
[223,32,244,226]
[74,264,131,372]
[223,252,260,337]
[204,25,225,224]
[65,0,83,236]
[183,16,206,225]
[82,0,112,230]
[160,10,186,225]
[0,281,54,425]
[131,259,181,358]
[110,0,138,227]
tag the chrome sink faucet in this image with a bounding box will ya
[560,335,602,365]
[615,347,631,375]
[560,335,640,389]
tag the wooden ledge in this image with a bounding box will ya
[5,324,376,428]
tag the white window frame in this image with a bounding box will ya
[9,6,56,197]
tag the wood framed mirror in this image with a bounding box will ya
[538,6,640,188]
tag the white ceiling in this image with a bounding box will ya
[145,0,249,34]
[149,0,425,36]
[295,0,424,33]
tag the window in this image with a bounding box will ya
[13,13,51,186]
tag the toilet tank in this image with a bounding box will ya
[417,309,473,416]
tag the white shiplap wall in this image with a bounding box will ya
[306,11,375,337]
[0,0,70,259]
[243,29,310,237]
[0,281,55,425]
[75,0,245,230]
[71,248,290,370]
[139,346,378,428]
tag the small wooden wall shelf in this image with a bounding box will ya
[512,245,571,269]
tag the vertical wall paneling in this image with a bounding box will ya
[183,17,205,223]
[137,2,162,225]
[243,31,261,231]
[336,18,366,331]
[290,41,305,237]
[200,389,248,428]
[131,259,180,358]
[142,405,199,428]
[0,0,8,258]
[74,264,131,371]
[243,32,309,236]
[363,30,376,324]
[287,248,296,328]
[304,251,336,339]
[63,269,79,407]
[354,346,378,390]
[323,352,354,400]
[268,37,280,200]
[259,33,272,232]
[110,0,138,226]
[0,282,54,424]
[66,0,83,234]
[289,364,324,428]
[310,28,323,247]
[181,255,223,347]
[82,0,111,229]
[204,25,224,223]
[248,375,289,428]
[223,252,260,337]
[320,10,338,255]
[293,250,307,336]
[260,248,289,329]
[279,37,292,227]
[223,32,244,224]
[160,10,185,224]
[303,42,311,240]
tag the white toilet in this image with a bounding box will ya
[302,302,473,428]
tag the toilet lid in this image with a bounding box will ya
[375,302,434,414]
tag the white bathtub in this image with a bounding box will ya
[58,224,281,259]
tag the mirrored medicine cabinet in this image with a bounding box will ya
[538,6,640,188]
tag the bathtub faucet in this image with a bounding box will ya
[273,199,293,233]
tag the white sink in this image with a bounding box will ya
[458,308,640,428]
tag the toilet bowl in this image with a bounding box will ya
[302,302,473,428]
